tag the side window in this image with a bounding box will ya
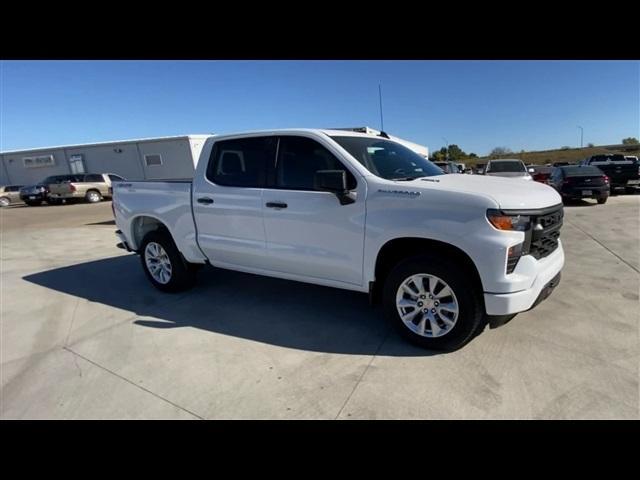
[275,136,357,191]
[84,174,104,182]
[108,174,124,181]
[207,136,276,187]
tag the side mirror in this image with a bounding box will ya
[314,170,355,205]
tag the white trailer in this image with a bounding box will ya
[0,135,210,186]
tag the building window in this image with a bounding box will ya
[68,154,86,174]
[144,154,162,166]
[23,155,55,168]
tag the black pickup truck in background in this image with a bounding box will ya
[579,154,640,192]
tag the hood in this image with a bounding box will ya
[486,171,530,178]
[397,174,562,210]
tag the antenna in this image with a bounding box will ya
[378,84,385,132]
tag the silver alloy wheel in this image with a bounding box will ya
[0,197,10,207]
[144,242,173,284]
[87,191,101,202]
[395,273,459,338]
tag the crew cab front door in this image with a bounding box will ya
[192,136,276,270]
[261,135,366,286]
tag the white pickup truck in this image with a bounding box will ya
[113,129,565,351]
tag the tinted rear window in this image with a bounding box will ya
[486,161,526,173]
[42,175,83,184]
[207,136,276,187]
[84,174,104,182]
[562,166,603,176]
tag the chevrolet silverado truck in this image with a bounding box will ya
[113,129,565,351]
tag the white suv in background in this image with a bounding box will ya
[484,159,533,180]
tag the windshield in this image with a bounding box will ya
[330,136,444,180]
[486,161,526,173]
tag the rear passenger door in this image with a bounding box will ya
[262,135,366,286]
[192,136,276,269]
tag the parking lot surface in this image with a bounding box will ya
[1,196,638,419]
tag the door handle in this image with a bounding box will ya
[265,202,287,209]
[197,197,214,205]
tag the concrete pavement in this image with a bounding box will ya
[1,196,638,419]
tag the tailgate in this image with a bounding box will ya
[592,162,638,182]
[49,183,74,195]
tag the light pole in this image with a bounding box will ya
[442,137,449,161]
[577,126,583,148]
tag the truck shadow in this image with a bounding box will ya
[23,255,441,356]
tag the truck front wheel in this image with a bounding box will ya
[383,254,485,351]
[140,230,196,292]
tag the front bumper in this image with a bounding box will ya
[20,192,47,201]
[483,244,564,315]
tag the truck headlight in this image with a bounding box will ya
[487,210,531,231]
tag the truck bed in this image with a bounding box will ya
[588,158,639,187]
[112,179,207,263]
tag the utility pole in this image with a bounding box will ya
[378,84,384,132]
[578,126,584,148]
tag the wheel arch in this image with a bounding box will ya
[372,237,484,303]
[129,215,173,251]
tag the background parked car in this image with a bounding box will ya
[47,173,125,204]
[19,176,66,206]
[529,165,554,184]
[483,159,532,180]
[0,185,25,207]
[548,165,609,204]
[433,161,461,174]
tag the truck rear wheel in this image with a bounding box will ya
[85,190,103,203]
[140,230,196,293]
[383,254,485,351]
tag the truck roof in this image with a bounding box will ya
[208,128,429,157]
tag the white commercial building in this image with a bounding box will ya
[0,128,428,186]
[0,135,209,186]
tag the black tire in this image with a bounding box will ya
[625,187,637,195]
[597,197,607,204]
[139,229,196,293]
[25,200,42,206]
[85,189,103,203]
[382,254,485,351]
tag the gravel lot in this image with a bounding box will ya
[1,194,638,419]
